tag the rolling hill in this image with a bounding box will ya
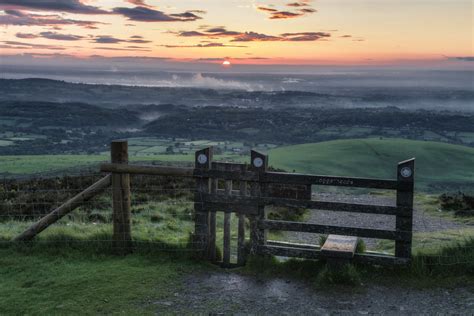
[268,138,474,192]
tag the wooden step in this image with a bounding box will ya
[321,234,358,259]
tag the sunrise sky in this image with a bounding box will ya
[0,0,472,68]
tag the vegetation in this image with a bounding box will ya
[0,244,208,315]
[268,139,474,192]
[439,192,474,217]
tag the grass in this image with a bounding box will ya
[415,193,474,225]
[0,153,239,177]
[0,244,209,315]
[269,138,474,192]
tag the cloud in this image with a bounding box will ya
[15,32,37,39]
[176,27,333,43]
[0,0,109,14]
[256,1,316,19]
[94,46,151,51]
[257,7,278,12]
[2,40,66,50]
[113,6,203,22]
[232,32,281,42]
[0,9,105,29]
[39,31,84,41]
[287,2,309,7]
[92,35,151,44]
[161,42,247,48]
[269,11,303,19]
[125,0,152,8]
[298,8,316,13]
[279,32,330,41]
[448,56,474,62]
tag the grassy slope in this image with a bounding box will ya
[268,138,474,191]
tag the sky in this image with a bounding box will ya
[0,0,473,70]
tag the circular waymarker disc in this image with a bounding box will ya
[197,154,208,165]
[400,167,412,178]
[253,157,264,168]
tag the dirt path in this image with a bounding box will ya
[284,193,466,248]
[154,271,474,314]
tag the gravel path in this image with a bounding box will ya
[152,194,472,315]
[284,193,466,248]
[154,271,474,315]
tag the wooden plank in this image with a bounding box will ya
[395,158,415,259]
[249,150,268,255]
[259,220,410,241]
[237,164,247,266]
[258,245,409,265]
[262,172,398,190]
[200,202,258,215]
[101,163,194,177]
[258,244,321,259]
[197,193,405,216]
[321,234,358,259]
[13,175,111,242]
[194,147,212,258]
[266,240,320,250]
[208,178,217,261]
[223,211,231,267]
[111,140,132,255]
[222,164,233,267]
[195,169,258,181]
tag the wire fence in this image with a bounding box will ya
[1,170,472,267]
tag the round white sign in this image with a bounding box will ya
[253,157,264,168]
[400,167,412,178]
[197,154,208,164]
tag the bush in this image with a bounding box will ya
[439,192,474,217]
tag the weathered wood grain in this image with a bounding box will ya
[395,158,415,259]
[111,140,132,255]
[222,163,233,268]
[321,234,358,259]
[194,147,212,258]
[259,220,410,241]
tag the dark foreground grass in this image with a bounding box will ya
[1,235,473,314]
[0,241,209,315]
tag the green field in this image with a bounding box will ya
[1,138,473,192]
[268,139,474,192]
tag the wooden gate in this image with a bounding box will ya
[192,147,415,266]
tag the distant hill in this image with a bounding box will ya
[0,100,139,128]
[268,139,474,192]
[0,78,331,108]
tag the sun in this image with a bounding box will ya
[222,60,231,66]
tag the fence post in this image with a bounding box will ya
[194,147,212,258]
[111,140,132,255]
[395,158,415,260]
[249,150,268,255]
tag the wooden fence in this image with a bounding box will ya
[15,140,415,266]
